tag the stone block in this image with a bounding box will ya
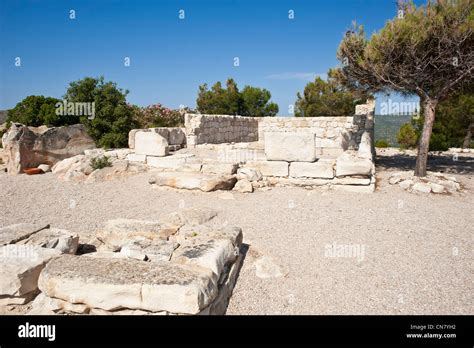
[289,161,334,179]
[135,131,169,157]
[245,160,289,177]
[335,152,373,177]
[264,132,316,162]
[149,172,237,192]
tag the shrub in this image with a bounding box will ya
[90,156,112,170]
[7,95,76,127]
[64,77,137,148]
[375,139,390,148]
[132,103,185,129]
[397,123,418,149]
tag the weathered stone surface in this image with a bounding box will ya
[264,132,316,162]
[176,208,218,226]
[236,167,262,181]
[335,151,373,177]
[146,154,200,172]
[149,172,237,192]
[171,239,237,278]
[245,160,289,177]
[331,183,375,193]
[134,131,169,157]
[120,238,178,262]
[52,154,85,175]
[126,153,147,162]
[289,161,334,179]
[399,179,413,190]
[430,183,446,194]
[201,163,238,175]
[357,131,373,160]
[0,223,49,246]
[0,245,61,297]
[332,177,371,185]
[38,255,217,314]
[412,182,432,193]
[168,128,186,145]
[17,228,79,254]
[96,219,180,251]
[233,179,253,193]
[2,123,95,175]
[27,293,90,315]
[172,225,242,248]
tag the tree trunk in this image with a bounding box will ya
[414,97,438,177]
[462,123,473,149]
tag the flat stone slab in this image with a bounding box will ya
[96,219,180,251]
[245,160,289,177]
[120,239,178,262]
[0,245,61,297]
[265,132,316,162]
[0,223,49,246]
[38,255,218,314]
[149,172,237,192]
[289,161,334,179]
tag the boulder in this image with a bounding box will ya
[0,245,61,298]
[264,132,316,162]
[430,183,446,194]
[0,223,49,246]
[96,219,180,251]
[245,160,289,177]
[289,161,334,179]
[2,123,95,175]
[38,255,218,314]
[335,151,373,177]
[149,172,237,192]
[233,179,253,193]
[51,154,85,175]
[134,131,169,157]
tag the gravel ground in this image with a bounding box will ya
[0,151,472,315]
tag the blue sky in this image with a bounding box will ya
[0,0,423,115]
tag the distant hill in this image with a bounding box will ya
[374,114,413,147]
[0,110,7,124]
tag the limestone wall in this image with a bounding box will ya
[184,112,374,157]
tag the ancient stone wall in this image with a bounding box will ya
[184,107,374,158]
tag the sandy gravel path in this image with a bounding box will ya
[0,152,472,314]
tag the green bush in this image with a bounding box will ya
[375,139,390,148]
[64,77,137,148]
[7,95,78,127]
[397,123,418,149]
[90,156,112,170]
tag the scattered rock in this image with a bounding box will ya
[233,179,253,193]
[430,183,445,194]
[17,228,79,254]
[0,223,50,246]
[399,179,413,190]
[412,182,432,194]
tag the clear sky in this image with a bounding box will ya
[0,0,424,114]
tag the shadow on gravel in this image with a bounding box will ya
[376,153,474,174]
